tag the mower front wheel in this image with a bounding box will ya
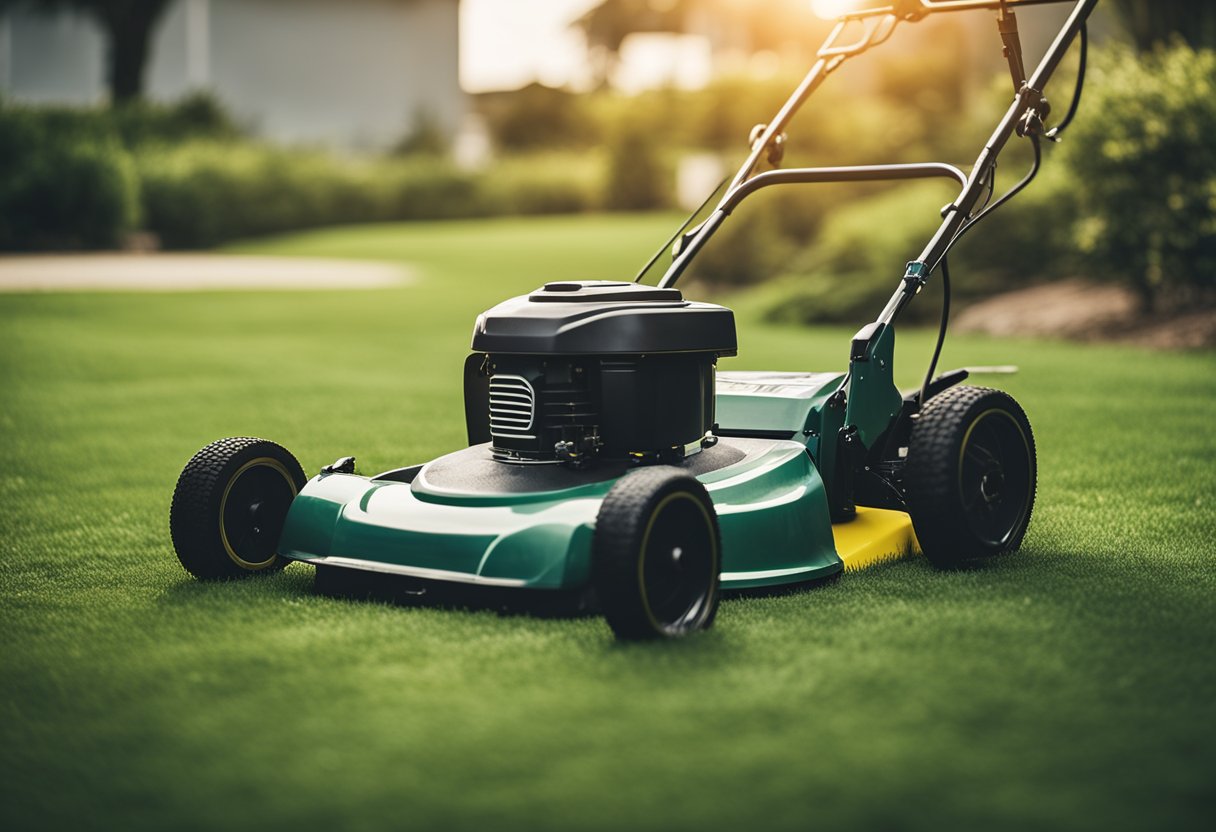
[592,466,721,641]
[170,437,307,580]
[906,386,1037,568]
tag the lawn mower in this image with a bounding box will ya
[170,0,1097,639]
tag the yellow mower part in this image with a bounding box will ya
[832,507,921,571]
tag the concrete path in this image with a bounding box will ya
[0,253,413,292]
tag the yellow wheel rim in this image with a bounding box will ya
[219,457,298,570]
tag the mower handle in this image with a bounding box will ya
[656,0,1098,294]
[830,0,1088,20]
[718,163,967,215]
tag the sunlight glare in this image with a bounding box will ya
[810,0,867,19]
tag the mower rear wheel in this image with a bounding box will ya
[170,437,307,580]
[592,466,721,640]
[906,386,1036,568]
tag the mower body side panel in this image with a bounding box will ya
[277,438,842,592]
[278,474,603,589]
[715,371,845,460]
[845,323,904,450]
[707,442,840,588]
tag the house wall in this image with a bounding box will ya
[0,0,464,152]
[1,9,107,103]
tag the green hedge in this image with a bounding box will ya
[0,96,620,250]
[136,142,490,248]
[138,143,612,248]
[0,105,141,250]
[1064,41,1216,308]
[729,163,1077,327]
[479,153,601,216]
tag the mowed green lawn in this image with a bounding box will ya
[2,214,1214,832]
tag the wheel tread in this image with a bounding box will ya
[592,466,721,640]
[906,386,1037,566]
[169,437,306,580]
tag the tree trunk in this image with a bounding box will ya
[98,1,170,104]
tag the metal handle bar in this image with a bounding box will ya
[657,0,1096,293]
[875,0,1098,325]
[835,0,1086,20]
[719,163,967,215]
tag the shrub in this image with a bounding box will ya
[727,144,1080,325]
[941,153,1079,284]
[381,158,486,221]
[0,104,140,250]
[137,141,486,248]
[604,122,668,211]
[480,153,602,215]
[756,182,945,325]
[393,109,451,157]
[109,93,240,147]
[478,83,596,151]
[1063,41,1216,308]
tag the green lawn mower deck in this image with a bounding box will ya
[170,0,1096,640]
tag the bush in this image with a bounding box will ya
[381,159,485,222]
[680,185,829,287]
[716,134,1083,325]
[137,141,485,248]
[393,109,451,157]
[972,164,1076,276]
[478,83,596,151]
[0,104,141,250]
[756,183,945,325]
[480,153,602,215]
[108,93,240,147]
[1063,41,1216,308]
[604,122,668,211]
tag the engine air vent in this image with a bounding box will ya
[488,375,536,440]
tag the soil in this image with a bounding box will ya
[953,279,1216,350]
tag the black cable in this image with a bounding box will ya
[1046,22,1087,141]
[916,22,1082,407]
[976,161,997,215]
[939,15,1082,259]
[919,255,951,409]
[632,176,729,283]
[945,132,1041,258]
[919,138,1037,406]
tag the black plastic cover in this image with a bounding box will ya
[471,281,737,355]
[529,280,682,303]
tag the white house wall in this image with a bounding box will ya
[1,0,464,152]
[2,9,107,104]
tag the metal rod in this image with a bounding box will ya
[875,0,1098,325]
[657,0,1095,293]
[658,19,876,289]
[837,0,1084,19]
[725,56,832,196]
[719,163,968,214]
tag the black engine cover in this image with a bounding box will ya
[471,281,736,356]
[464,281,737,463]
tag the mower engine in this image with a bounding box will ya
[465,281,737,465]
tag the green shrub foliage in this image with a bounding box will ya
[604,122,668,211]
[0,104,141,250]
[479,83,595,151]
[137,142,486,248]
[1064,42,1216,308]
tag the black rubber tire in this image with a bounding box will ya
[592,466,721,640]
[906,386,1037,568]
[170,437,307,580]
